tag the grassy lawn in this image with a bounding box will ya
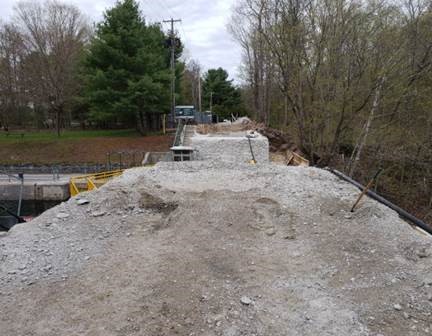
[0,129,173,165]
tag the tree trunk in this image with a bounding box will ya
[146,113,152,133]
[137,110,146,135]
[56,105,62,137]
[348,78,385,177]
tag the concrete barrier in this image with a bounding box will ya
[0,181,70,201]
[142,152,172,165]
[191,131,269,164]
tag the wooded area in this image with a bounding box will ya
[179,63,245,119]
[229,0,432,222]
[0,0,177,134]
[0,0,243,135]
[0,1,92,134]
[0,0,430,222]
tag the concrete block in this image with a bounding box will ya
[37,184,70,201]
[142,152,173,165]
[0,182,70,201]
[191,131,269,164]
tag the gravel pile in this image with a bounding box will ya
[0,161,431,335]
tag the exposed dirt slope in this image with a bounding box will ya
[0,134,173,164]
[0,162,431,336]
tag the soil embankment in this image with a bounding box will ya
[0,162,431,335]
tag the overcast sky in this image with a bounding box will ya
[0,0,242,81]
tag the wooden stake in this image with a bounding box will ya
[351,168,383,212]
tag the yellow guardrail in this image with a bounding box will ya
[70,169,124,196]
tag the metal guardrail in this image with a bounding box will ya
[106,151,147,170]
[173,120,185,147]
[69,169,123,196]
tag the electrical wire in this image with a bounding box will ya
[157,0,188,46]
[139,0,165,23]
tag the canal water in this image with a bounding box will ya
[0,200,62,231]
[1,200,61,217]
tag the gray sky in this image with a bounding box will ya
[0,0,242,81]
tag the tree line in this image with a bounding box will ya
[0,0,89,135]
[230,0,432,221]
[180,64,244,119]
[0,0,243,134]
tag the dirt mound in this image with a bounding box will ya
[0,162,431,335]
[139,190,178,215]
[197,118,300,155]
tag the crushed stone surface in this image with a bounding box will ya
[0,161,431,336]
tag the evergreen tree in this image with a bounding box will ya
[82,0,171,132]
[202,68,243,118]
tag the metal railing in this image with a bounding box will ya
[69,169,123,197]
[106,151,147,170]
[173,120,185,147]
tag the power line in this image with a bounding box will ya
[159,0,177,19]
[157,0,189,47]
[161,20,189,50]
[140,0,164,23]
[140,0,189,50]
[139,1,188,124]
[179,21,190,47]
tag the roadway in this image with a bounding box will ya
[0,174,77,184]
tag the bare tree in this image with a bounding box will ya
[229,0,432,223]
[0,23,26,129]
[182,59,202,110]
[229,0,274,124]
[229,0,423,165]
[15,0,90,136]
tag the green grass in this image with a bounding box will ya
[0,129,143,143]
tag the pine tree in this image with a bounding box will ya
[82,0,171,132]
[203,68,243,118]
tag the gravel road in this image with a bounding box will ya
[0,161,431,335]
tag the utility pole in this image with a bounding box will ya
[198,74,202,112]
[209,91,213,113]
[163,18,181,128]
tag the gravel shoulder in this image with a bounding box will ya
[0,161,431,336]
